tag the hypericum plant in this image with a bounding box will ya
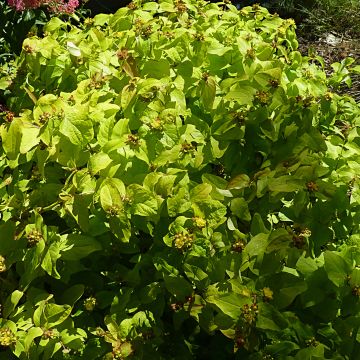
[0,0,360,359]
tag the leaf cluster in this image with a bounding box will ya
[0,0,360,359]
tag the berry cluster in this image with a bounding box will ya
[149,117,163,131]
[170,295,194,311]
[305,337,319,347]
[175,0,187,13]
[173,231,194,250]
[117,48,129,61]
[126,134,141,147]
[127,2,137,10]
[192,216,206,229]
[255,91,270,105]
[181,141,197,153]
[0,255,7,273]
[134,19,153,38]
[193,33,205,41]
[106,205,121,217]
[42,328,58,340]
[306,181,318,192]
[90,72,107,89]
[231,110,247,125]
[83,296,97,311]
[352,286,360,297]
[26,229,44,247]
[268,79,279,88]
[241,302,258,325]
[38,111,51,125]
[0,327,16,347]
[232,240,246,253]
[262,287,273,302]
[5,111,15,123]
[246,48,256,60]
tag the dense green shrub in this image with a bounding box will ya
[1,0,360,359]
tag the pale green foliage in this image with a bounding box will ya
[0,1,360,359]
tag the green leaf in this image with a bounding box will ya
[268,272,308,309]
[227,174,250,190]
[223,85,255,105]
[200,77,216,111]
[20,122,40,153]
[230,198,251,221]
[3,290,24,318]
[142,59,171,79]
[268,175,304,193]
[24,327,44,352]
[61,234,102,261]
[2,119,22,160]
[0,221,17,255]
[128,184,158,216]
[34,302,72,328]
[60,328,87,350]
[67,41,81,57]
[99,177,126,212]
[206,287,249,320]
[245,233,269,257]
[59,285,84,307]
[324,251,350,287]
[44,17,66,32]
[163,275,193,300]
[41,241,63,279]
[59,104,94,146]
[88,152,112,175]
[154,174,177,197]
[44,304,72,328]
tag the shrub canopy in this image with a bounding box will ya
[0,1,360,359]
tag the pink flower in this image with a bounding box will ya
[47,0,79,14]
[7,0,79,13]
[8,0,42,11]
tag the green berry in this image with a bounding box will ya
[0,327,16,347]
[192,217,206,228]
[84,296,97,311]
[27,229,43,247]
[0,255,6,273]
[173,231,194,250]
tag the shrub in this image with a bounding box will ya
[1,0,360,359]
[0,0,50,64]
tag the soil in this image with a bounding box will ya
[296,30,360,102]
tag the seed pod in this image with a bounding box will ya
[232,240,245,253]
[126,134,140,147]
[305,337,319,347]
[306,181,318,192]
[42,328,58,339]
[235,335,245,348]
[175,0,187,13]
[352,286,360,297]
